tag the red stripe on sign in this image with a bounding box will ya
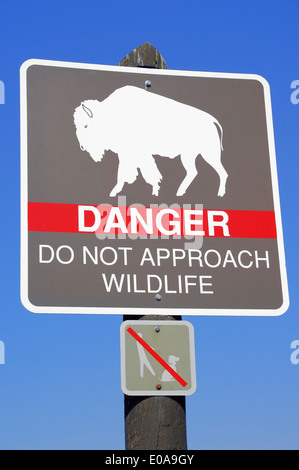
[127,327,188,388]
[202,209,277,239]
[28,202,79,233]
[27,202,277,238]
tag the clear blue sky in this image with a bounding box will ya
[0,0,298,450]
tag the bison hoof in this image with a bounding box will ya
[176,189,186,197]
[110,189,119,197]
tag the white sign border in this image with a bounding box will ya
[120,320,197,396]
[20,58,289,316]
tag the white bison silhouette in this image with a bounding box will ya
[73,85,228,197]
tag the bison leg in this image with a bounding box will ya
[177,154,198,196]
[109,159,139,197]
[201,146,228,197]
[110,181,124,197]
[202,155,228,197]
[109,161,127,197]
[214,161,228,197]
[139,156,163,196]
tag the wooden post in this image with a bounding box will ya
[118,42,168,69]
[119,43,188,451]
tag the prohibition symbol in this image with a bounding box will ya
[127,327,188,387]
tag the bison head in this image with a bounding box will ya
[73,100,106,162]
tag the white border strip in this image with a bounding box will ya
[20,59,289,316]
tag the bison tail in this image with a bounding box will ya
[214,121,224,151]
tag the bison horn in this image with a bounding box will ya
[82,103,93,118]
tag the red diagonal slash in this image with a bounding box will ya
[127,327,187,387]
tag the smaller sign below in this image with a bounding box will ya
[120,320,196,396]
